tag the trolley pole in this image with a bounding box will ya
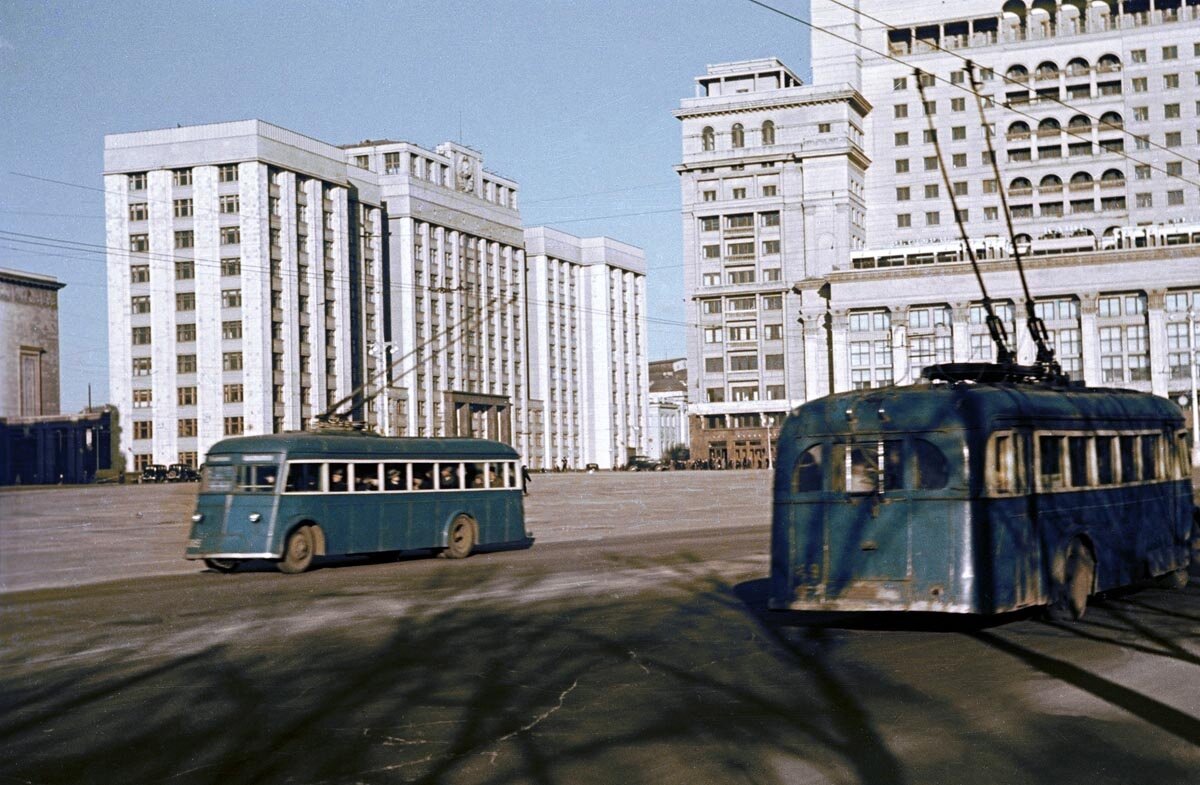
[1189,309,1199,467]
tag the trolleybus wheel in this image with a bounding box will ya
[203,558,239,573]
[1048,540,1094,621]
[1159,567,1190,590]
[279,525,316,574]
[441,515,476,560]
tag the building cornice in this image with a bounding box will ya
[674,87,872,121]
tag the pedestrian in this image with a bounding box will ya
[521,464,531,496]
[560,457,568,473]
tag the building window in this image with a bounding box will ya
[177,354,197,373]
[172,168,192,187]
[224,417,245,436]
[818,123,831,133]
[1136,192,1153,208]
[222,352,244,371]
[732,187,746,199]
[132,388,153,408]
[132,357,152,376]
[761,120,776,145]
[178,386,197,406]
[893,77,907,91]
[762,184,777,197]
[130,264,149,283]
[897,213,911,228]
[701,126,714,151]
[1164,73,1180,89]
[952,153,966,168]
[703,327,722,344]
[924,156,938,171]
[219,194,240,214]
[176,292,195,311]
[223,383,244,403]
[220,257,241,276]
[1167,161,1183,177]
[925,211,940,226]
[1131,49,1146,63]
[700,216,719,232]
[132,421,153,440]
[924,183,939,199]
[175,260,194,280]
[178,419,198,437]
[177,323,196,342]
[951,97,966,112]
[894,104,908,119]
[174,230,194,249]
[895,159,909,173]
[131,326,152,345]
[129,234,149,253]
[218,164,238,183]
[128,172,147,191]
[1166,131,1182,148]
[762,240,780,255]
[731,123,745,148]
[923,129,938,144]
[702,190,716,202]
[222,320,243,340]
[131,295,150,314]
[221,289,242,308]
[1168,190,1185,206]
[128,202,148,221]
[173,198,193,218]
[221,226,241,245]
[895,131,909,146]
[702,299,722,315]
[896,186,910,201]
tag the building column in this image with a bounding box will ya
[1079,293,1100,386]
[830,310,850,393]
[801,306,827,401]
[1013,298,1031,365]
[891,308,910,386]
[1148,289,1169,397]
[951,301,971,362]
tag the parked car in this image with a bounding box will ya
[140,464,167,483]
[166,463,200,482]
[625,455,658,472]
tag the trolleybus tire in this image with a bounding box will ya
[1048,539,1094,621]
[1160,567,1189,590]
[441,515,476,560]
[279,525,316,574]
[203,558,239,573]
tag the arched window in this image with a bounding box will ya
[1006,64,1029,82]
[1038,117,1061,133]
[761,120,776,146]
[1039,174,1063,188]
[731,123,745,149]
[1007,121,1031,138]
[1070,171,1093,184]
[1099,111,1123,130]
[1096,53,1121,73]
[1035,61,1059,80]
[1100,169,1124,183]
[1010,177,1033,192]
[701,126,714,152]
[1066,56,1090,76]
[1067,114,1091,129]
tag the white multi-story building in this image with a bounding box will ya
[340,139,540,465]
[525,227,649,470]
[105,121,384,471]
[647,357,689,462]
[681,4,1200,462]
[676,58,870,465]
[106,121,651,472]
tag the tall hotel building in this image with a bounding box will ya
[106,121,648,471]
[681,1,1200,463]
[525,227,649,470]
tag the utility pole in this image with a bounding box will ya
[368,342,395,437]
[1189,308,1199,467]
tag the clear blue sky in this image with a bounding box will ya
[0,0,811,412]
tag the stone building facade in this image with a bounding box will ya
[0,267,64,419]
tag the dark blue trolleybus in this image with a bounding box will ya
[770,368,1195,619]
[185,432,531,573]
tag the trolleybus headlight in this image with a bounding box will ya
[191,514,204,524]
[249,513,262,523]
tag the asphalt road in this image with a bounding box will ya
[1,472,1199,784]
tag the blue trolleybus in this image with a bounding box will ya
[769,370,1195,618]
[185,432,531,573]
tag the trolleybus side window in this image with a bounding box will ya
[437,462,462,490]
[204,464,236,492]
[988,432,1016,494]
[1095,436,1115,485]
[353,462,380,492]
[1140,434,1160,481]
[285,463,321,492]
[910,438,949,490]
[328,462,349,492]
[384,463,405,490]
[792,444,826,492]
[1177,431,1191,479]
[465,462,486,488]
[1118,435,1138,483]
[882,440,904,491]
[412,463,434,490]
[1038,434,1065,490]
[1068,436,1089,488]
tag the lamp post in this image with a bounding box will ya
[1189,309,1199,467]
